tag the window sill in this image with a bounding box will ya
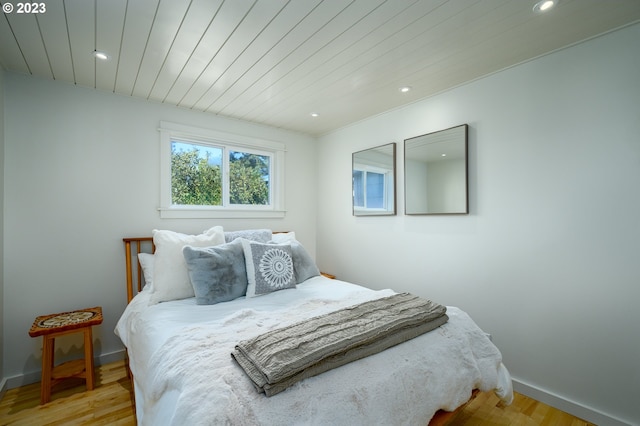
[158,207,286,219]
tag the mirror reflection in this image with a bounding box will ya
[404,124,468,215]
[352,143,396,216]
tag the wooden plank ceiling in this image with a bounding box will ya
[1,0,639,136]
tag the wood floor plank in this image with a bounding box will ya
[0,360,135,426]
[0,360,595,425]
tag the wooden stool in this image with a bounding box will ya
[28,306,103,404]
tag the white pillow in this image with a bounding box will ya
[137,253,155,291]
[271,231,296,243]
[151,226,225,303]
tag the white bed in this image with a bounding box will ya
[116,229,512,425]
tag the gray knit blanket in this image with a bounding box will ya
[231,292,448,396]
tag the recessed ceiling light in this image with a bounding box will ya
[93,50,109,60]
[310,112,319,118]
[533,0,556,12]
[399,86,412,93]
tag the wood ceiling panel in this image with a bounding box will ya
[245,0,477,126]
[4,13,52,79]
[242,0,456,125]
[283,0,530,128]
[184,0,324,111]
[95,0,127,92]
[155,0,281,105]
[354,0,525,95]
[129,0,194,99]
[443,0,640,88]
[164,0,313,107]
[65,0,96,87]
[157,0,231,105]
[1,0,638,136]
[516,0,640,53]
[210,0,420,119]
[114,0,160,95]
[0,14,30,73]
[208,0,356,116]
[145,0,230,102]
[218,0,389,117]
[264,1,640,135]
[32,4,74,81]
[159,0,257,107]
[172,0,290,110]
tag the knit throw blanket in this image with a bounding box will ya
[232,292,448,396]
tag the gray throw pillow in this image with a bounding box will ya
[224,229,272,244]
[288,241,320,283]
[183,239,248,305]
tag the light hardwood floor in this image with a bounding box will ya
[0,360,595,425]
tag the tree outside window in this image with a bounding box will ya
[171,141,271,207]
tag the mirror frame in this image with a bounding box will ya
[352,142,397,216]
[404,124,469,215]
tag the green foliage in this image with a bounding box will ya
[229,152,269,205]
[171,146,269,206]
[171,147,222,206]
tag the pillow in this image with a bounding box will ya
[241,239,296,298]
[151,226,225,303]
[183,239,248,305]
[225,229,272,244]
[271,231,296,243]
[289,241,320,283]
[268,234,319,283]
[137,253,155,291]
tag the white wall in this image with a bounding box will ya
[317,23,640,426]
[0,66,6,396]
[2,73,317,386]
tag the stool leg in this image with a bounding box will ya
[84,327,95,390]
[41,336,54,404]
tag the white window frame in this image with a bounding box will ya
[353,164,392,213]
[158,121,286,219]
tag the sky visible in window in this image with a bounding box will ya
[172,141,222,166]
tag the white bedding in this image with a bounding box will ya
[116,276,513,425]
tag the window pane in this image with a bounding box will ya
[353,170,364,207]
[366,172,384,208]
[229,151,270,205]
[171,141,222,206]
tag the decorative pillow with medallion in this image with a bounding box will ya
[241,239,296,298]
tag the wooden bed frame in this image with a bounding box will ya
[121,236,478,425]
[123,237,154,303]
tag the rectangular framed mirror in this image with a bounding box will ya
[352,143,396,216]
[404,124,468,215]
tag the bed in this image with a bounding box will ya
[115,227,513,425]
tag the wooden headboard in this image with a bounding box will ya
[122,232,321,304]
[123,237,154,303]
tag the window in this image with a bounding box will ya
[353,166,392,210]
[159,122,285,219]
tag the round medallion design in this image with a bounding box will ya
[259,248,294,288]
[38,311,96,328]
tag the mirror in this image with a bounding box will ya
[404,124,468,215]
[352,143,396,216]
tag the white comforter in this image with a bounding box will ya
[115,276,512,425]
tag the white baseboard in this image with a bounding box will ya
[513,378,633,426]
[3,349,126,391]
